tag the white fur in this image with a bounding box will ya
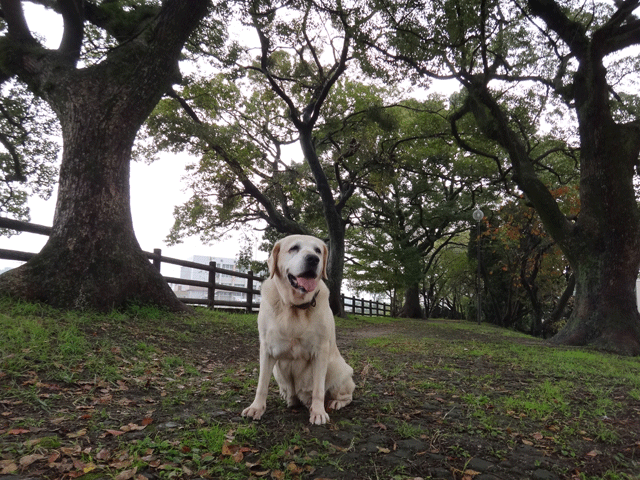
[242,235,355,425]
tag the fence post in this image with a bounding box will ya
[208,261,216,309]
[153,249,162,272]
[247,271,254,313]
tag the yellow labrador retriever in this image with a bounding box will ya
[242,235,355,425]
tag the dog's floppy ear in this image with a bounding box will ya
[268,240,281,279]
[321,243,328,280]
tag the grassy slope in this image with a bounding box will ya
[0,299,639,479]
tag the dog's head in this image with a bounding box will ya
[268,235,328,304]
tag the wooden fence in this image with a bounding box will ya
[0,217,389,316]
[342,294,390,317]
[148,248,262,312]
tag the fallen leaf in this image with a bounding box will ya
[96,449,111,461]
[19,454,47,467]
[7,428,30,435]
[120,423,146,432]
[330,443,349,453]
[110,459,133,469]
[67,428,87,438]
[47,452,61,464]
[0,460,18,474]
[586,450,601,457]
[287,462,304,475]
[141,417,153,426]
[251,469,271,477]
[114,467,137,480]
[200,453,215,462]
[104,429,126,437]
[24,437,43,447]
[377,447,391,454]
[60,446,82,456]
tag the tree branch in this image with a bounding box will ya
[58,0,84,58]
[0,0,36,44]
[526,0,589,60]
[466,82,575,251]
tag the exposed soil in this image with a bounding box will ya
[1,315,639,480]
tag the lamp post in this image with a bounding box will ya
[472,207,484,325]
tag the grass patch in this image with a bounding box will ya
[1,301,639,480]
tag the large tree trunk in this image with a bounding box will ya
[551,258,640,355]
[400,283,423,318]
[548,151,640,355]
[326,235,346,316]
[550,114,640,353]
[0,0,209,311]
[0,87,187,311]
[398,244,423,318]
[547,51,640,354]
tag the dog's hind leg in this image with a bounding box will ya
[327,383,354,411]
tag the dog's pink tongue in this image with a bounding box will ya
[297,277,317,292]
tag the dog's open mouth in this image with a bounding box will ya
[288,273,318,293]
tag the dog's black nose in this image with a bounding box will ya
[305,254,320,268]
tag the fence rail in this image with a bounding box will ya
[0,217,389,316]
[145,249,262,312]
[342,294,390,317]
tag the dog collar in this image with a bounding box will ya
[292,291,319,310]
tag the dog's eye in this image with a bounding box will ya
[314,247,322,254]
[289,245,300,253]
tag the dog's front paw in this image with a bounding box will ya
[242,403,266,420]
[309,406,330,425]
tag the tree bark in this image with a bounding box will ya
[0,0,210,311]
[400,283,423,318]
[550,249,640,355]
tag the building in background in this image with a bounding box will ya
[172,255,261,305]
